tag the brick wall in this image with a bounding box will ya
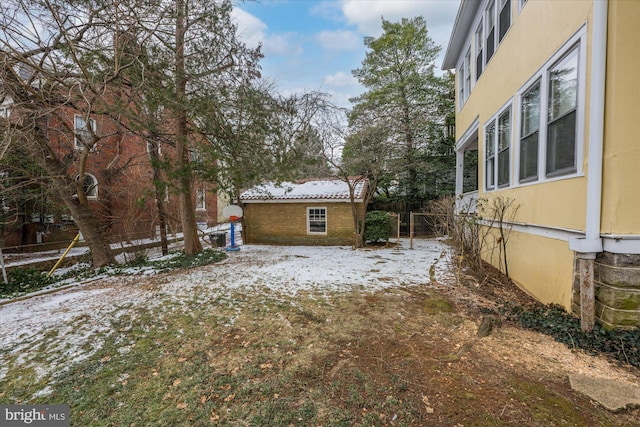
[243,202,362,246]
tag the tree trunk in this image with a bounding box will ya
[174,0,202,255]
[61,190,116,267]
[148,139,169,256]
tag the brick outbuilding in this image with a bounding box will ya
[240,178,367,246]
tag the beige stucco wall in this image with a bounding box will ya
[243,202,360,246]
[457,0,593,230]
[600,0,640,234]
[453,0,598,308]
[507,231,575,310]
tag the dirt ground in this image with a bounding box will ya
[2,240,639,426]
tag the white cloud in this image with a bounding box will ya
[340,0,460,53]
[316,30,360,51]
[323,71,357,88]
[231,7,303,56]
[231,7,267,49]
[264,33,304,56]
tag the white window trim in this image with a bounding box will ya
[74,114,97,151]
[513,26,587,188]
[473,0,511,82]
[457,45,473,111]
[484,99,513,192]
[518,0,528,13]
[196,188,206,211]
[76,173,98,199]
[306,206,327,235]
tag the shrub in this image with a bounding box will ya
[364,211,390,244]
[0,268,54,297]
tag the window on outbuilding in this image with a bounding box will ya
[307,207,327,234]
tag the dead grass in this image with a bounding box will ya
[2,272,639,426]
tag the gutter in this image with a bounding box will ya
[568,0,608,331]
[569,0,608,254]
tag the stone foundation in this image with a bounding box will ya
[572,252,640,329]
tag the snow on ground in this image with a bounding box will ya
[0,238,453,385]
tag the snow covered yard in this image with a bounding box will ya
[2,238,637,426]
[0,239,450,398]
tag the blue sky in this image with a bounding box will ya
[231,0,461,107]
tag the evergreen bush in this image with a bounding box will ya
[364,210,390,244]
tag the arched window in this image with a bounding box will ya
[76,173,98,199]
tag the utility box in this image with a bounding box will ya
[210,232,227,248]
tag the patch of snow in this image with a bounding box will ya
[0,238,453,387]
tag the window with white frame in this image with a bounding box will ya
[76,173,98,199]
[485,1,496,62]
[485,121,496,190]
[0,107,9,119]
[146,141,162,156]
[485,105,512,190]
[475,0,511,81]
[475,21,483,80]
[499,0,511,42]
[516,37,583,184]
[547,48,578,176]
[196,188,206,210]
[307,207,327,234]
[74,115,96,150]
[458,48,472,109]
[519,81,540,182]
[497,108,511,187]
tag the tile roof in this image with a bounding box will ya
[240,177,368,202]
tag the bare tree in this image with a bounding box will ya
[311,103,392,248]
[0,0,122,266]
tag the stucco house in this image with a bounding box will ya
[443,0,640,328]
[240,178,367,246]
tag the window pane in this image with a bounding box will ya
[521,82,540,137]
[498,148,510,187]
[475,22,483,79]
[486,28,495,61]
[485,158,495,190]
[486,1,496,61]
[498,109,510,151]
[547,47,578,176]
[83,175,97,198]
[308,208,326,233]
[548,50,578,121]
[485,122,496,190]
[458,65,465,104]
[497,109,511,187]
[519,131,539,181]
[546,110,576,175]
[485,122,495,157]
[499,0,511,41]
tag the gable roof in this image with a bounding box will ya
[240,177,368,203]
[441,0,481,70]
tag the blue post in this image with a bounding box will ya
[226,220,240,251]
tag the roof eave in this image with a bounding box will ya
[241,198,365,204]
[441,0,481,70]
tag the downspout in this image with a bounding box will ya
[569,0,608,332]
